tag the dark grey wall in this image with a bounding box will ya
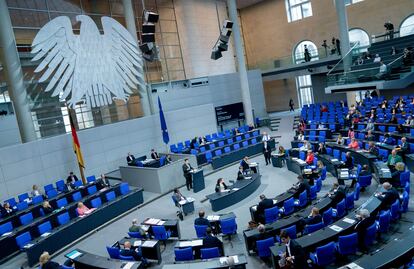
[311,74,347,104]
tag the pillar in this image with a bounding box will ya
[227,0,254,126]
[122,0,153,116]
[334,0,355,107]
[0,0,36,142]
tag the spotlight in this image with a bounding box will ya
[211,50,222,60]
[144,11,159,23]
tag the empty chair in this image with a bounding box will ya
[15,231,32,249]
[227,138,233,144]
[43,184,54,194]
[194,225,208,238]
[199,146,206,153]
[264,206,279,224]
[364,222,377,247]
[400,171,410,187]
[378,149,388,161]
[90,197,102,208]
[220,217,237,241]
[236,136,242,141]
[218,141,225,147]
[233,144,240,150]
[87,185,97,195]
[105,191,116,202]
[304,222,324,234]
[47,189,58,199]
[242,141,248,147]
[337,233,358,256]
[224,146,231,153]
[18,193,29,203]
[190,149,197,155]
[119,255,135,261]
[345,192,355,210]
[294,190,308,208]
[86,175,96,183]
[354,183,361,201]
[390,200,401,221]
[73,180,83,188]
[320,167,327,180]
[280,197,295,215]
[184,140,191,148]
[0,222,13,236]
[333,149,340,160]
[310,185,317,200]
[55,180,67,192]
[37,221,52,236]
[205,151,213,163]
[57,212,70,226]
[128,231,145,239]
[170,144,178,153]
[299,151,306,161]
[200,247,220,259]
[19,212,33,225]
[56,198,68,208]
[309,241,336,267]
[153,225,171,242]
[72,191,82,202]
[315,178,322,192]
[209,144,216,150]
[358,175,372,188]
[376,210,391,233]
[322,208,333,226]
[119,183,130,195]
[175,247,194,261]
[16,201,28,211]
[401,191,409,213]
[256,237,275,258]
[334,199,346,218]
[214,149,222,157]
[251,138,257,144]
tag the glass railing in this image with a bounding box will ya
[371,23,414,43]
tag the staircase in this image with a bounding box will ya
[269,117,281,131]
[293,115,301,130]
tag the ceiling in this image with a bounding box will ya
[236,0,265,9]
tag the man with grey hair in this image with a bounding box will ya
[377,182,400,210]
[354,208,375,251]
[128,219,147,238]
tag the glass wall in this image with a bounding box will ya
[3,0,185,138]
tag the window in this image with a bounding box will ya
[345,0,364,5]
[293,40,319,64]
[400,14,414,37]
[296,75,313,107]
[285,0,312,22]
[349,28,370,51]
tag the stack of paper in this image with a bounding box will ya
[142,240,157,247]
[207,215,220,221]
[329,225,343,232]
[133,240,142,247]
[123,262,135,269]
[342,218,356,224]
[144,218,161,225]
[346,262,365,269]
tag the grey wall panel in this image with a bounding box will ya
[0,115,21,148]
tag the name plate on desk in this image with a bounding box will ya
[329,225,343,232]
[345,262,365,269]
[207,215,220,221]
[220,255,240,265]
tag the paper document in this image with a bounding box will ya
[178,200,187,205]
[231,255,239,263]
[232,188,239,191]
[41,232,51,237]
[192,239,203,246]
[331,159,339,162]
[343,218,356,224]
[123,262,135,269]
[207,215,220,221]
[142,240,157,247]
[24,243,34,249]
[187,197,195,202]
[346,262,365,269]
[141,225,150,231]
[221,189,231,193]
[329,225,343,232]
[158,221,165,225]
[1,232,12,237]
[178,241,192,247]
[133,240,142,247]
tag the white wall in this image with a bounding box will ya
[0,115,21,147]
[0,104,217,201]
[174,0,236,79]
[151,70,268,119]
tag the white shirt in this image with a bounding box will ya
[262,134,271,142]
[286,240,292,257]
[379,64,387,73]
[374,57,381,63]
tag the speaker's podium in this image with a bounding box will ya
[271,153,285,168]
[191,168,205,193]
[179,197,195,215]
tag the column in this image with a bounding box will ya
[0,0,36,142]
[227,0,254,126]
[122,0,152,116]
[334,0,356,107]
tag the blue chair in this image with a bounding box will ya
[16,201,28,211]
[337,232,358,256]
[106,246,120,259]
[256,237,275,258]
[294,190,308,208]
[310,185,317,200]
[333,149,340,160]
[175,247,194,261]
[205,151,213,163]
[194,225,208,238]
[18,193,29,203]
[73,180,83,188]
[119,255,135,261]
[190,149,197,155]
[205,135,212,142]
[72,191,82,202]
[20,212,33,225]
[16,232,31,249]
[276,225,297,242]
[90,197,102,208]
[315,178,322,193]
[199,146,206,153]
[43,184,54,194]
[390,200,400,221]
[251,138,257,144]
[215,149,222,157]
[218,141,225,147]
[128,231,145,239]
[200,247,220,259]
[56,179,67,192]
[304,222,324,234]
[299,151,306,161]
[236,136,242,142]
[170,144,178,153]
[56,198,68,208]
[119,183,130,195]
[242,141,248,147]
[105,191,116,202]
[341,152,347,162]
[376,210,391,233]
[37,221,52,236]
[86,175,96,183]
[320,167,327,180]
[358,175,372,188]
[227,138,233,144]
[233,144,240,150]
[47,189,58,199]
[345,192,355,210]
[378,149,388,161]
[57,212,70,226]
[0,222,13,236]
[87,185,97,195]
[334,199,346,218]
[364,222,377,247]
[220,218,237,241]
[4,198,17,207]
[153,225,171,241]
[400,171,410,187]
[401,191,409,213]
[224,146,231,153]
[184,140,191,148]
[322,208,333,226]
[264,206,279,224]
[354,183,361,201]
[209,144,216,150]
[310,241,336,267]
[280,197,295,215]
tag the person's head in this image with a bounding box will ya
[311,207,320,216]
[132,219,138,225]
[392,149,397,156]
[380,60,385,65]
[69,172,74,176]
[206,227,213,235]
[297,175,304,183]
[127,152,131,156]
[32,184,38,190]
[383,182,392,190]
[362,164,369,171]
[100,174,105,179]
[173,188,179,194]
[257,224,266,234]
[351,138,356,143]
[42,201,50,208]
[217,178,224,184]
[151,149,155,152]
[376,54,379,58]
[77,202,84,208]
[4,202,10,208]
[124,241,131,249]
[338,134,342,138]
[358,209,370,219]
[395,162,405,172]
[319,142,324,148]
[184,158,189,163]
[280,230,291,244]
[367,130,372,135]
[402,137,407,143]
[346,152,351,158]
[260,194,266,201]
[333,182,339,189]
[279,146,284,151]
[263,132,267,136]
[349,127,354,132]
[317,160,324,168]
[385,133,390,138]
[304,44,307,48]
[244,156,248,161]
[39,251,51,265]
[198,210,205,218]
[307,150,312,155]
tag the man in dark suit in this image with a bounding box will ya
[150,149,159,160]
[182,158,193,190]
[328,183,346,207]
[396,137,409,156]
[255,194,274,223]
[120,241,143,261]
[377,182,400,210]
[354,209,375,251]
[194,210,211,227]
[280,230,306,269]
[237,166,246,181]
[203,228,223,255]
[263,141,271,165]
[241,156,250,172]
[342,152,354,169]
[295,176,311,199]
[126,152,136,165]
[66,172,79,189]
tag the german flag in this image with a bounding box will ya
[69,112,85,168]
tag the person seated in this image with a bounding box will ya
[190,137,198,149]
[278,229,306,269]
[150,149,159,160]
[248,124,255,131]
[129,219,147,238]
[237,166,246,180]
[66,172,79,190]
[357,164,371,188]
[251,224,268,251]
[2,202,14,217]
[365,130,375,141]
[194,210,211,227]
[405,116,414,126]
[31,184,44,198]
[365,119,375,132]
[387,149,403,168]
[382,133,394,145]
[96,174,110,188]
[317,123,325,129]
[199,136,207,145]
[396,137,409,155]
[173,188,186,204]
[294,176,311,196]
[354,209,375,251]
[396,124,405,134]
[317,160,324,170]
[42,201,55,214]
[300,141,311,151]
[328,183,346,206]
[347,128,355,139]
[341,152,354,170]
[255,194,274,223]
[376,61,388,79]
[336,134,345,145]
[305,150,314,165]
[373,54,381,63]
[278,146,286,156]
[215,178,228,193]
[376,182,400,211]
[390,162,405,187]
[120,241,144,261]
[126,152,136,165]
[202,227,223,254]
[402,48,413,66]
[39,251,61,269]
[303,207,322,226]
[348,138,359,149]
[388,115,398,124]
[76,202,95,216]
[366,141,379,156]
[317,143,327,155]
[297,132,305,141]
[240,156,250,171]
[247,220,258,230]
[165,154,173,164]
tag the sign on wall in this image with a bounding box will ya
[215,102,245,125]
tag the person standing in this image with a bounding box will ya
[182,158,193,190]
[289,98,294,111]
[304,45,311,62]
[336,38,341,55]
[263,141,271,166]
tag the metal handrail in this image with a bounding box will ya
[327,42,360,76]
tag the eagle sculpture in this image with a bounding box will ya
[31,15,146,108]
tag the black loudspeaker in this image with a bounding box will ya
[219,34,230,43]
[144,11,159,23]
[142,23,155,33]
[142,33,155,43]
[218,42,228,52]
[139,43,154,53]
[223,20,233,29]
[222,29,232,37]
[211,50,222,60]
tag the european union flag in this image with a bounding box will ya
[158,96,170,144]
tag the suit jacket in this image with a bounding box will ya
[151,152,159,159]
[297,180,311,197]
[379,188,400,208]
[331,187,346,206]
[387,154,403,166]
[0,205,6,217]
[66,175,79,184]
[304,214,322,225]
[129,224,146,236]
[194,217,211,227]
[344,157,354,169]
[354,216,375,238]
[318,147,327,155]
[241,160,250,171]
[203,235,223,251]
[120,248,141,261]
[182,163,192,177]
[126,155,135,164]
[237,171,245,180]
[369,146,379,156]
[400,142,409,154]
[256,198,274,214]
[215,182,228,192]
[96,178,110,188]
[286,239,307,269]
[41,261,61,269]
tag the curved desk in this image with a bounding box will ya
[206,174,261,212]
[162,254,247,269]
[65,249,142,269]
[325,142,378,171]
